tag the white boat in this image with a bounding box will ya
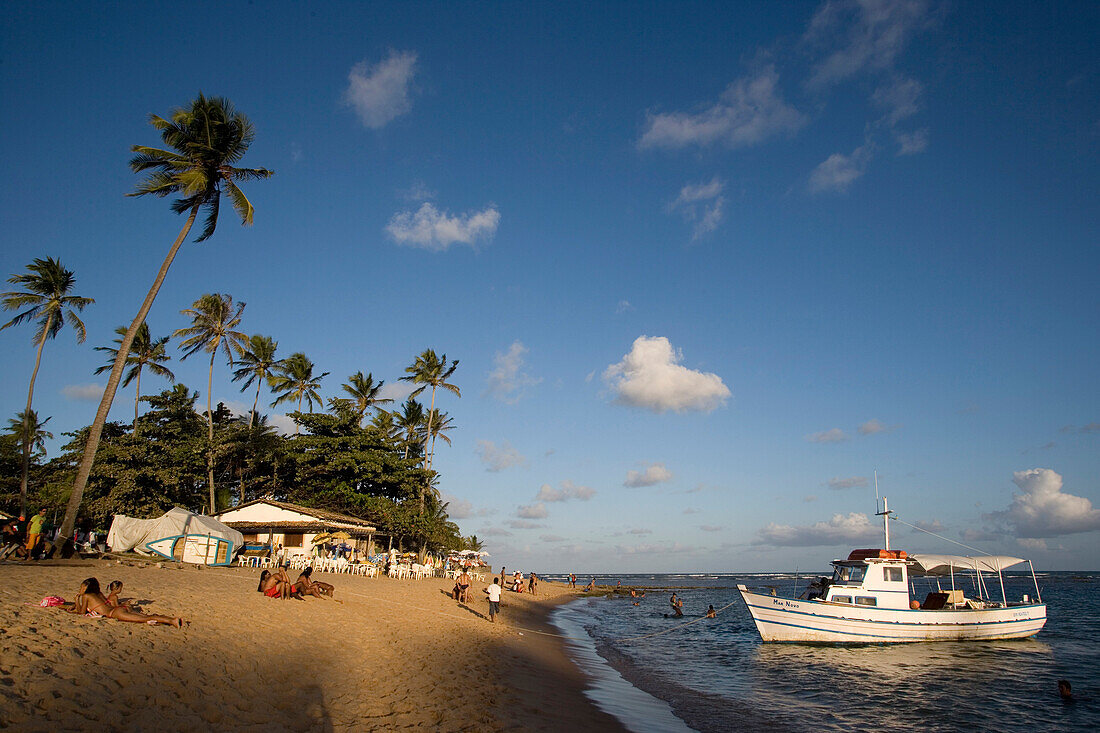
[738,498,1047,643]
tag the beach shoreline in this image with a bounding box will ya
[0,559,626,731]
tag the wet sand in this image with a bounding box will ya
[0,560,625,731]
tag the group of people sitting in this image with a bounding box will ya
[68,577,184,627]
[509,571,537,594]
[257,566,335,600]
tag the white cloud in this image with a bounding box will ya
[376,381,416,404]
[516,502,549,519]
[807,428,848,443]
[805,0,932,89]
[985,468,1100,538]
[623,462,674,488]
[700,525,723,532]
[440,492,493,520]
[62,383,104,401]
[873,76,923,125]
[1017,537,1047,552]
[540,534,566,543]
[754,512,880,546]
[506,520,545,530]
[344,50,418,129]
[603,336,730,413]
[614,542,696,555]
[615,300,634,314]
[476,440,528,472]
[386,203,501,252]
[895,128,929,155]
[628,528,653,535]
[400,180,435,202]
[639,66,804,150]
[535,480,596,503]
[668,178,726,240]
[828,475,868,490]
[485,341,541,404]
[683,507,699,514]
[809,144,872,193]
[858,418,890,435]
[481,527,513,537]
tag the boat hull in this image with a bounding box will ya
[737,585,1046,643]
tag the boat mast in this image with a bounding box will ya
[876,493,891,551]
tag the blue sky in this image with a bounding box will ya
[2,1,1098,571]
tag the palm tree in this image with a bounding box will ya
[336,371,393,427]
[61,95,272,545]
[394,398,425,459]
[94,322,175,434]
[400,349,460,472]
[231,334,279,428]
[175,293,248,512]
[1,257,94,515]
[270,353,329,433]
[6,410,53,460]
[423,409,455,471]
[369,408,400,442]
[465,534,484,552]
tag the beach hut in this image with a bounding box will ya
[213,499,381,560]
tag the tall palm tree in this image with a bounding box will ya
[231,334,279,428]
[175,293,248,512]
[94,322,175,434]
[270,353,328,433]
[423,409,455,472]
[61,95,272,545]
[394,398,425,459]
[400,349,460,513]
[336,371,393,427]
[1,257,94,515]
[6,410,53,460]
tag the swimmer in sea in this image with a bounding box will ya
[706,605,717,618]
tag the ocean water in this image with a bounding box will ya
[546,572,1098,732]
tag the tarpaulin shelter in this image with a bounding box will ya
[107,507,243,566]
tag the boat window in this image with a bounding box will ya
[833,565,865,584]
[831,595,852,604]
[884,567,903,582]
[855,597,877,606]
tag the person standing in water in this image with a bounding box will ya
[670,592,684,617]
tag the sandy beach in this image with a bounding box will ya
[0,560,624,731]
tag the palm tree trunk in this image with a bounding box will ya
[419,385,438,516]
[206,349,216,513]
[19,315,52,517]
[249,381,260,429]
[58,206,199,547]
[133,366,142,435]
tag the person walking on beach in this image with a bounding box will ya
[529,572,538,595]
[485,576,502,623]
[569,573,576,589]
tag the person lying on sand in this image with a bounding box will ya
[584,578,596,592]
[258,568,299,599]
[68,577,182,627]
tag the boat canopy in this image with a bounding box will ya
[908,554,1025,575]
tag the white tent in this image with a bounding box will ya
[107,507,243,566]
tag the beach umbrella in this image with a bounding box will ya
[330,531,352,541]
[478,551,491,557]
[311,532,332,543]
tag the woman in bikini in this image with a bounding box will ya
[69,577,182,627]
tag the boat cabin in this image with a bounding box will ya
[822,549,912,610]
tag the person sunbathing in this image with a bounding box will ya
[257,568,298,599]
[68,577,182,627]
